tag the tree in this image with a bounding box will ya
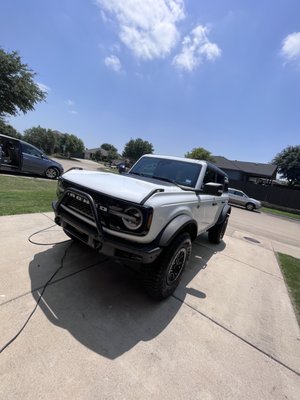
[23,127,85,155]
[0,48,46,119]
[23,126,60,154]
[272,145,300,186]
[0,119,22,139]
[185,147,215,162]
[43,130,59,154]
[101,143,118,153]
[122,138,154,163]
[101,142,118,161]
[58,133,84,156]
[23,126,50,152]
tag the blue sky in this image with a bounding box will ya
[0,0,299,163]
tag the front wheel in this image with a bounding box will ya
[45,167,59,179]
[246,202,255,211]
[208,216,229,244]
[142,233,192,300]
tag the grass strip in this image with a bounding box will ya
[277,252,300,325]
[262,207,300,220]
[0,175,56,216]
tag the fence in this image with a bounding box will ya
[229,181,300,211]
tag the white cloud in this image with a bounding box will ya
[281,32,300,62]
[96,0,185,60]
[69,110,78,115]
[104,54,122,72]
[65,99,75,106]
[37,82,50,93]
[173,25,221,71]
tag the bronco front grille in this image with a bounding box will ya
[59,179,152,235]
[64,197,93,218]
[60,188,108,227]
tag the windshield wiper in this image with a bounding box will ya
[152,176,199,192]
[130,173,198,193]
[152,176,175,184]
[129,171,143,176]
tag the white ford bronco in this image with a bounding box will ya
[53,154,230,299]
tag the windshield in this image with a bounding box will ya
[129,157,202,188]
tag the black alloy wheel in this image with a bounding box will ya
[142,232,192,300]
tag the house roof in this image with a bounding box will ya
[212,156,240,171]
[213,156,277,177]
[85,147,108,156]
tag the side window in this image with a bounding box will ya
[22,143,42,157]
[203,167,216,185]
[216,173,225,185]
[216,172,227,192]
[234,190,243,197]
[203,167,227,191]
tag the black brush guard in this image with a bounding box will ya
[52,187,162,264]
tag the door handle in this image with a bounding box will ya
[212,202,218,206]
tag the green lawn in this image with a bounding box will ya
[277,253,300,325]
[262,207,300,220]
[0,175,57,216]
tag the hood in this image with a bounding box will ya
[62,170,182,203]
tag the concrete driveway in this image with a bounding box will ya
[51,157,108,173]
[0,208,299,399]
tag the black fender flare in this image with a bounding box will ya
[216,203,231,225]
[158,215,198,247]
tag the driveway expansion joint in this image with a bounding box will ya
[0,260,104,308]
[172,293,300,377]
[194,242,283,281]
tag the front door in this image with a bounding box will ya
[196,194,221,232]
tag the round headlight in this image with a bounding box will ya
[122,207,143,230]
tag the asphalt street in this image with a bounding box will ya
[228,206,300,257]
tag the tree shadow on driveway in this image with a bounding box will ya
[28,235,226,359]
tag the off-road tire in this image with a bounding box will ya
[208,215,229,244]
[142,232,192,300]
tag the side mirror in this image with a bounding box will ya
[203,182,223,196]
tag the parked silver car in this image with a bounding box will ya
[0,134,64,179]
[228,188,261,211]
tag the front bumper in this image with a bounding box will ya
[52,195,162,264]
